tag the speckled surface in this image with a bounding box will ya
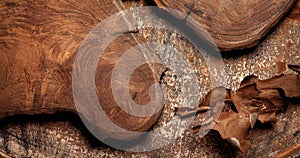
[0,2,299,158]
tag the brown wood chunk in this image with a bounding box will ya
[0,0,165,140]
[153,0,296,50]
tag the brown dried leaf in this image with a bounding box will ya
[213,111,251,152]
[256,75,300,98]
[190,64,300,152]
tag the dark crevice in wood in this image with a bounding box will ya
[147,7,220,57]
[142,0,158,6]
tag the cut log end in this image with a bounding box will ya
[153,0,296,50]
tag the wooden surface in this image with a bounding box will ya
[153,0,297,50]
[0,0,165,140]
[0,0,298,119]
[0,0,117,117]
[0,0,299,157]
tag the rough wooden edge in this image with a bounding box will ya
[276,142,300,158]
[0,149,11,158]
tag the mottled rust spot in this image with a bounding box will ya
[5,2,16,7]
[277,61,287,73]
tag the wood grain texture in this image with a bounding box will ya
[0,0,116,117]
[0,0,165,140]
[94,34,166,139]
[0,0,299,156]
[153,0,297,50]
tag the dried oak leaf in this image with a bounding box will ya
[256,74,300,98]
[213,111,251,152]
[191,64,300,152]
[231,75,284,124]
[194,87,252,152]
